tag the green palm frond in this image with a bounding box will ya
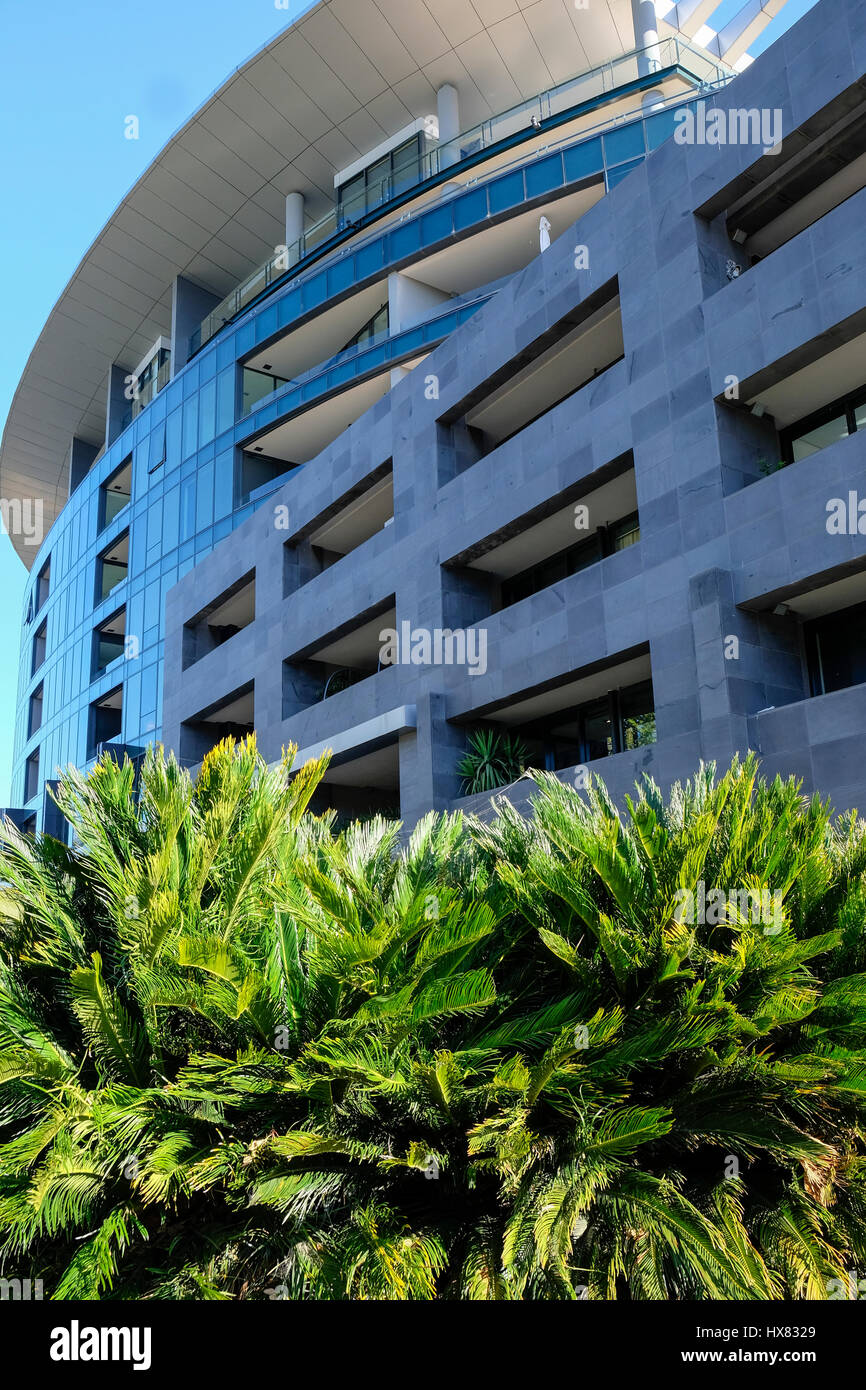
[1,741,865,1299]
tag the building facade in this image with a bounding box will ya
[5,0,866,830]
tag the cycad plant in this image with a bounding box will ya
[457,727,529,795]
[2,739,866,1299]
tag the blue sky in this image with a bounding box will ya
[0,0,815,804]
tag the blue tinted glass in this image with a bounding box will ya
[525,153,563,198]
[563,137,603,182]
[303,274,328,312]
[454,188,487,231]
[181,397,198,459]
[328,260,354,295]
[420,205,453,244]
[607,157,644,188]
[166,408,182,468]
[278,289,302,328]
[198,379,216,448]
[180,477,196,540]
[488,169,525,214]
[255,306,278,343]
[214,449,234,521]
[645,108,678,149]
[198,349,217,382]
[604,120,646,164]
[162,487,180,552]
[356,241,385,278]
[217,367,235,434]
[196,462,214,531]
[396,327,423,355]
[328,361,355,388]
[390,221,421,259]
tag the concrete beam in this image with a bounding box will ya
[707,0,788,65]
[292,705,418,767]
[105,363,132,449]
[670,0,722,39]
[68,437,99,497]
[171,275,221,376]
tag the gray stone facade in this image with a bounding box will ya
[162,0,866,825]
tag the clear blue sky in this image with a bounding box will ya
[0,0,815,805]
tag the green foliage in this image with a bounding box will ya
[2,740,866,1300]
[457,728,530,795]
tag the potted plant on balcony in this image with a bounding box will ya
[457,727,529,795]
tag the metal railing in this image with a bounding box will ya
[241,290,493,420]
[122,356,172,431]
[191,38,731,354]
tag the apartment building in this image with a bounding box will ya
[5,0,865,829]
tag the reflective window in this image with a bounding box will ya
[32,618,47,675]
[96,530,129,604]
[101,455,132,530]
[791,413,849,461]
[782,386,866,464]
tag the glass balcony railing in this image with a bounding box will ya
[121,353,172,431]
[241,292,494,426]
[191,38,731,355]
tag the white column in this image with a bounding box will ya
[388,270,450,334]
[388,271,452,388]
[437,84,460,167]
[285,191,305,248]
[631,0,665,112]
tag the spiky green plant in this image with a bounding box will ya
[2,740,866,1300]
[457,728,529,795]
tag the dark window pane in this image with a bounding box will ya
[620,679,656,749]
[791,413,849,461]
[610,512,640,551]
[581,699,614,760]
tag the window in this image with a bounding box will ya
[237,452,295,507]
[337,135,422,225]
[508,678,655,772]
[96,530,129,604]
[620,680,657,750]
[32,618,47,675]
[183,575,254,670]
[24,750,40,803]
[442,284,623,467]
[149,423,167,474]
[35,558,50,612]
[805,601,866,697]
[89,686,123,757]
[781,386,866,465]
[242,367,289,415]
[610,511,640,551]
[28,684,44,739]
[100,455,132,530]
[500,511,640,610]
[131,347,171,420]
[180,683,254,765]
[93,608,126,676]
